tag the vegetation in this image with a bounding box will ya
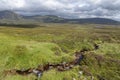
[0,23,120,80]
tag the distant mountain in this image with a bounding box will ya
[25,15,120,25]
[0,10,22,20]
[24,15,64,23]
[64,18,120,25]
[0,11,39,28]
[0,10,120,25]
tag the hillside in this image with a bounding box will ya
[24,15,120,25]
[64,18,120,25]
[0,10,119,25]
[0,10,22,20]
[24,15,64,22]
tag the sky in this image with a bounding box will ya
[0,0,120,20]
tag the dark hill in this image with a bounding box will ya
[64,18,120,25]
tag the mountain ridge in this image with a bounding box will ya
[0,10,120,25]
[0,10,23,20]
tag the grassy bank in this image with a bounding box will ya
[0,24,120,80]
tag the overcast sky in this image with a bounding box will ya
[0,0,120,20]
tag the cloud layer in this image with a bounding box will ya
[0,0,120,20]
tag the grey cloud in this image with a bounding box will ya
[0,0,120,20]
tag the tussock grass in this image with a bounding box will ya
[0,24,120,80]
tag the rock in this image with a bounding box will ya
[79,71,83,75]
[72,78,76,80]
[32,69,43,78]
[69,65,74,68]
[57,66,65,71]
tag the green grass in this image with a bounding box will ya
[94,43,120,59]
[0,39,72,70]
[0,24,120,80]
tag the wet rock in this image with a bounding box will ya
[76,54,84,65]
[69,64,74,68]
[57,66,65,71]
[65,66,70,70]
[32,69,43,78]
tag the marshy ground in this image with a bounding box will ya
[0,24,120,80]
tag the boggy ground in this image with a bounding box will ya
[4,45,120,80]
[4,51,120,80]
[4,48,87,76]
[0,24,120,80]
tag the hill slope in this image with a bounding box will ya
[64,18,120,25]
[0,10,22,20]
[0,10,119,25]
[25,15,120,25]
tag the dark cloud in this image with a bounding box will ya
[0,0,120,20]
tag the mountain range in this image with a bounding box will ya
[0,10,120,25]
